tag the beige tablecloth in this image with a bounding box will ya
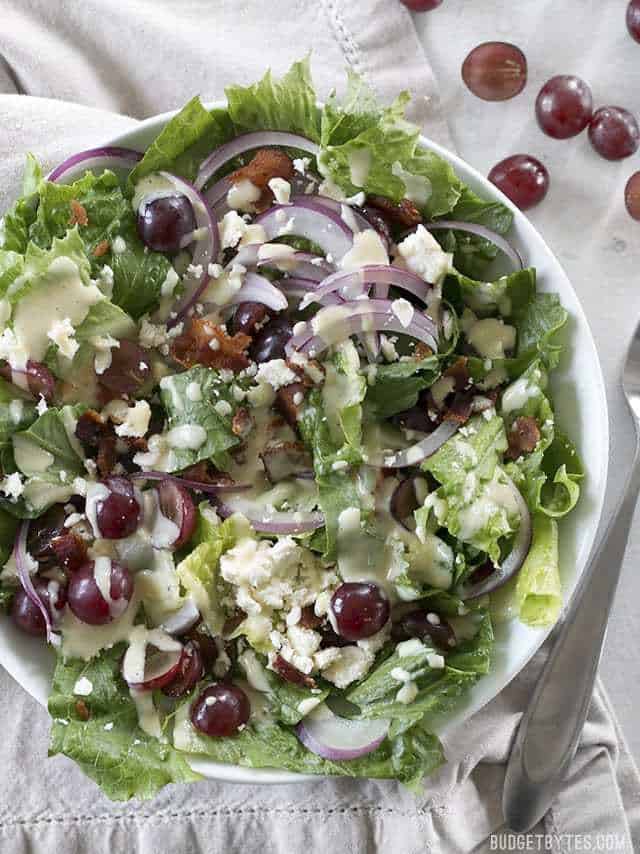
[0,2,638,851]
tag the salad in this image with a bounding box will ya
[0,59,582,800]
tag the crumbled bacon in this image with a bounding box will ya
[273,654,316,689]
[444,356,471,392]
[231,407,254,439]
[413,342,434,360]
[75,409,109,450]
[366,194,422,228]
[260,441,312,483]
[93,239,110,257]
[51,532,88,573]
[274,382,307,429]
[96,434,117,477]
[299,605,323,630]
[170,318,251,371]
[75,700,90,721]
[69,199,88,227]
[506,416,541,461]
[229,149,294,210]
[443,391,474,424]
[287,357,324,387]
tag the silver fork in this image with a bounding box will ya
[502,321,640,831]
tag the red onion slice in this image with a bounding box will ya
[225,273,287,312]
[286,299,439,359]
[14,522,60,647]
[304,265,434,309]
[459,475,532,599]
[255,199,354,263]
[215,496,324,535]
[47,146,142,184]
[130,471,252,494]
[161,598,201,636]
[425,220,523,270]
[310,195,372,233]
[233,244,333,282]
[277,277,342,307]
[157,172,219,324]
[296,704,390,760]
[195,130,319,191]
[368,420,459,469]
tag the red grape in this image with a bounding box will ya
[488,154,549,211]
[536,75,593,139]
[588,106,640,160]
[625,172,640,220]
[461,42,527,102]
[627,0,640,43]
[137,194,196,253]
[11,578,66,636]
[191,684,250,736]
[67,560,133,625]
[249,315,292,363]
[27,504,66,563]
[400,0,442,10]
[99,340,151,396]
[156,479,196,549]
[391,609,456,650]
[96,477,141,539]
[330,582,390,641]
[162,641,204,697]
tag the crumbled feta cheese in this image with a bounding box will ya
[396,681,418,705]
[320,646,374,688]
[227,179,261,212]
[257,243,297,272]
[114,400,151,439]
[255,358,297,391]
[187,263,203,279]
[391,298,414,329]
[340,229,388,271]
[186,381,202,402]
[91,334,120,375]
[427,652,445,669]
[0,472,23,500]
[293,157,311,176]
[268,177,291,205]
[138,316,168,350]
[166,424,207,450]
[396,225,452,285]
[218,210,249,249]
[112,236,127,255]
[286,605,302,627]
[208,262,223,278]
[48,317,79,359]
[160,266,180,297]
[214,399,232,417]
[73,677,93,696]
[396,638,427,658]
[0,328,26,369]
[103,721,114,731]
[36,395,48,416]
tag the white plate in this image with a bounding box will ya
[0,105,609,786]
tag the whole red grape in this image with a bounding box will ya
[588,107,640,160]
[488,155,549,211]
[625,172,640,221]
[400,0,442,10]
[627,0,640,43]
[536,75,593,139]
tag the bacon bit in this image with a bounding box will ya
[75,409,109,449]
[444,356,471,392]
[274,382,307,429]
[443,391,474,424]
[231,407,253,438]
[222,609,247,637]
[178,461,235,487]
[68,199,88,227]
[170,318,251,371]
[51,532,88,572]
[229,149,294,211]
[413,342,434,360]
[299,605,323,630]
[93,239,110,257]
[96,434,117,477]
[506,416,541,461]
[273,654,316,689]
[75,700,90,721]
[287,357,324,387]
[366,194,422,228]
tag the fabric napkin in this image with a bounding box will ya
[0,2,639,851]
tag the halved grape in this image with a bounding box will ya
[137,194,196,253]
[11,577,66,636]
[536,75,593,139]
[96,477,141,540]
[249,315,292,363]
[400,0,442,9]
[391,609,456,650]
[27,504,66,563]
[191,684,251,737]
[67,560,133,625]
[162,641,204,697]
[330,582,390,641]
[588,107,640,160]
[461,42,527,102]
[627,0,640,43]
[156,479,196,549]
[488,154,549,210]
[625,172,640,220]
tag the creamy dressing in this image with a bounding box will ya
[12,436,54,474]
[466,318,516,360]
[348,148,371,188]
[501,375,541,413]
[166,424,207,450]
[391,161,432,206]
[12,257,102,362]
[130,687,163,739]
[339,229,388,271]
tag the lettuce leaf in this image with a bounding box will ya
[159,366,242,472]
[446,267,536,319]
[227,57,321,142]
[172,700,442,791]
[129,97,235,186]
[516,293,568,369]
[364,355,440,419]
[492,512,561,627]
[48,645,201,801]
[0,154,40,254]
[0,377,37,448]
